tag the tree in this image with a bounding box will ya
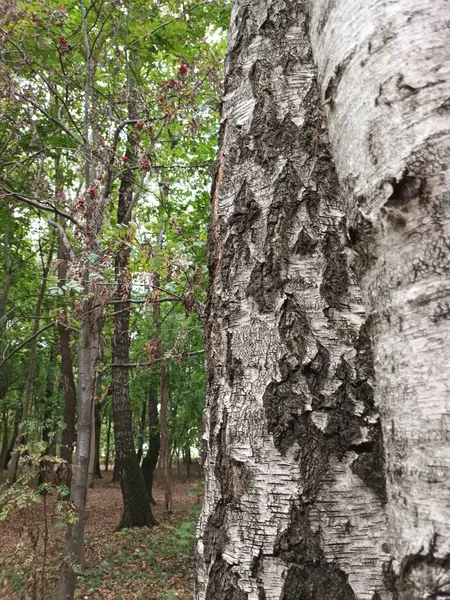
[309,1,450,597]
[196,1,390,598]
[111,80,156,528]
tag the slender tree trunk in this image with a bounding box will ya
[309,2,450,597]
[94,402,102,479]
[39,347,57,484]
[0,205,12,326]
[196,2,389,599]
[87,398,96,488]
[2,407,20,470]
[160,359,171,511]
[137,398,147,464]
[8,238,54,483]
[111,89,155,528]
[142,385,160,505]
[112,455,120,482]
[104,410,111,472]
[57,218,77,484]
[42,345,56,448]
[0,206,12,469]
[56,6,104,595]
[185,445,191,480]
[0,410,9,470]
[154,188,172,512]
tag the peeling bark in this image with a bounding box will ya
[197,2,389,599]
[309,1,450,597]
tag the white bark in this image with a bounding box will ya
[309,1,450,597]
[197,1,390,598]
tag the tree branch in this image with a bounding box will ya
[107,349,205,369]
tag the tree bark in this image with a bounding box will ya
[309,1,450,597]
[142,385,160,505]
[196,2,389,599]
[111,93,155,529]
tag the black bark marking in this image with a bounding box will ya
[351,450,387,504]
[247,162,302,312]
[276,503,357,600]
[203,501,229,564]
[294,228,317,255]
[385,171,425,208]
[222,183,261,287]
[395,536,450,599]
[206,556,249,600]
[324,49,356,108]
[320,230,350,307]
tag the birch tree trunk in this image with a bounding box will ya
[309,2,450,597]
[197,2,389,599]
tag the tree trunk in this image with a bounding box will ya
[111,92,155,529]
[40,345,57,485]
[160,359,172,512]
[142,385,160,505]
[309,2,450,597]
[57,284,100,598]
[196,2,389,599]
[87,398,96,488]
[105,410,111,472]
[94,402,102,479]
[112,455,120,482]
[57,222,77,487]
[42,344,56,449]
[185,445,191,480]
[137,399,147,464]
[8,237,54,483]
[0,410,9,470]
[57,7,104,595]
[154,187,172,513]
[2,407,20,470]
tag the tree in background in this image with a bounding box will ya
[0,1,228,598]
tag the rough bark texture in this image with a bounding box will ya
[197,2,389,599]
[112,114,155,529]
[309,2,450,597]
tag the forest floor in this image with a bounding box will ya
[0,471,203,600]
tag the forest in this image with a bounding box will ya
[1,1,450,600]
